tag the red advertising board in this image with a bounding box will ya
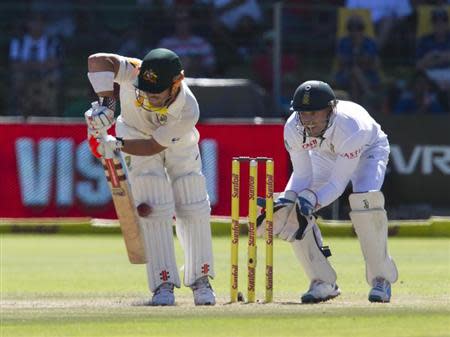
[0,122,289,219]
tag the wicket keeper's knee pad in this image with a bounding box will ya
[349,191,398,285]
[172,174,214,286]
[291,216,337,284]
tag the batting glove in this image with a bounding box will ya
[88,135,124,159]
[85,101,115,137]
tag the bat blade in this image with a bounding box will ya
[102,157,146,264]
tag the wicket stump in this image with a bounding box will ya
[230,157,274,303]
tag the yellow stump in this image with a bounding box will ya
[265,160,274,303]
[230,160,240,303]
[247,160,258,303]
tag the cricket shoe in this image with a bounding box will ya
[301,280,341,304]
[368,277,391,303]
[151,283,175,306]
[191,276,216,306]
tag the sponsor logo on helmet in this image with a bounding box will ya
[142,69,158,83]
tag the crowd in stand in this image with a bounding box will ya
[2,0,450,118]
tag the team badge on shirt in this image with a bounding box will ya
[330,143,335,153]
[124,156,132,170]
[157,113,168,125]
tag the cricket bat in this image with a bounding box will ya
[102,156,147,264]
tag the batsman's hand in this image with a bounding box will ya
[85,101,115,137]
[256,190,297,237]
[88,135,124,159]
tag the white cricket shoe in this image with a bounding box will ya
[301,280,341,304]
[151,283,175,306]
[191,276,216,306]
[369,277,391,303]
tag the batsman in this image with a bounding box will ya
[258,80,398,303]
[84,48,215,306]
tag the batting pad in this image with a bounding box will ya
[349,191,398,285]
[173,174,215,286]
[140,217,181,291]
[291,217,337,285]
[132,175,180,291]
[132,175,175,219]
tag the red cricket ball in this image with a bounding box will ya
[137,203,152,217]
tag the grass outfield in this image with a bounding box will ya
[1,235,449,337]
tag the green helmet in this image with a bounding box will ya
[290,80,336,112]
[134,48,182,93]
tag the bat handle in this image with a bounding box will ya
[103,133,116,160]
[95,130,115,160]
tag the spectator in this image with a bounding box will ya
[335,14,381,106]
[8,13,63,117]
[281,1,343,55]
[210,0,263,38]
[30,0,76,39]
[412,1,450,5]
[346,0,413,51]
[393,71,446,114]
[416,7,450,86]
[158,10,216,77]
[117,28,144,57]
[251,30,299,110]
[203,0,263,73]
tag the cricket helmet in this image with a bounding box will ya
[290,80,336,113]
[291,80,337,140]
[134,48,183,93]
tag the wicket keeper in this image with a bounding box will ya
[85,48,215,306]
[259,80,397,303]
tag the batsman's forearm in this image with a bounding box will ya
[121,138,167,156]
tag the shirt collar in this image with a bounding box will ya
[167,80,187,118]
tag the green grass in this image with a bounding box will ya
[1,235,449,337]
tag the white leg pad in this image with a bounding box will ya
[349,191,398,285]
[291,217,337,284]
[132,175,180,291]
[173,174,215,286]
[140,218,180,291]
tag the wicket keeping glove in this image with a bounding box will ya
[85,101,115,137]
[256,190,297,237]
[88,135,124,159]
[297,189,318,216]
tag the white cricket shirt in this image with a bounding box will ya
[284,100,389,208]
[114,56,201,148]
